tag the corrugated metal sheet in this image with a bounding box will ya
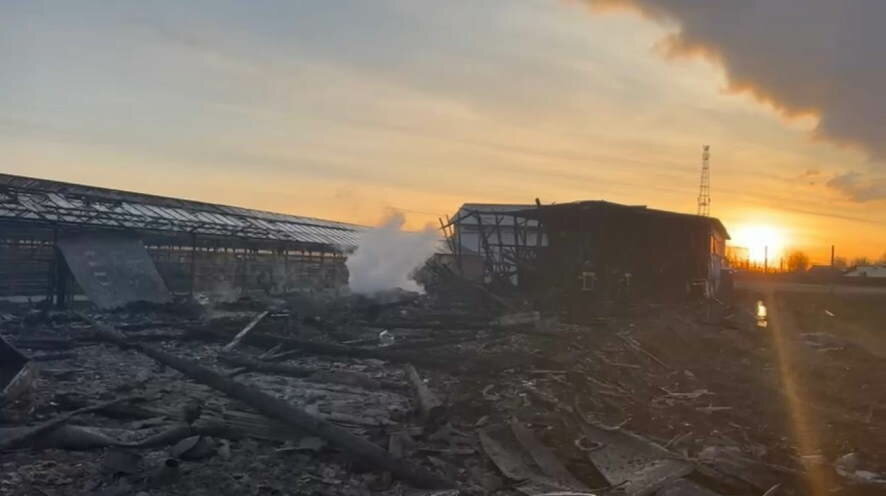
[0,173,364,249]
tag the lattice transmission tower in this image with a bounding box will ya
[697,145,711,217]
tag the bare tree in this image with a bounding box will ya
[833,256,848,270]
[786,250,810,272]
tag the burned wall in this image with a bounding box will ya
[0,224,347,300]
[528,204,716,307]
[0,239,54,299]
[150,247,347,299]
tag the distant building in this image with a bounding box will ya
[844,264,886,279]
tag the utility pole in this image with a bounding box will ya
[764,245,769,274]
[697,145,711,217]
[830,245,835,267]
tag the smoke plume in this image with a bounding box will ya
[346,212,440,294]
[585,1,886,167]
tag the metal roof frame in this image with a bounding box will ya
[0,173,363,250]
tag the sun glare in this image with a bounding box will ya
[731,224,786,264]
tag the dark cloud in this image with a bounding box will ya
[826,172,886,202]
[586,1,886,164]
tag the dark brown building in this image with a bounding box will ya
[521,201,729,304]
[445,201,730,316]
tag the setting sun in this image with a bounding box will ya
[730,224,787,264]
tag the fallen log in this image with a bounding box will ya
[0,396,139,449]
[222,310,270,352]
[84,316,453,490]
[404,364,444,424]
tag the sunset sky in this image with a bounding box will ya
[3,1,885,263]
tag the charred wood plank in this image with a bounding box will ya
[84,316,453,490]
[222,310,269,352]
[404,364,444,424]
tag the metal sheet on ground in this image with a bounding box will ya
[57,233,171,309]
[581,424,693,496]
[509,420,588,491]
[479,424,584,496]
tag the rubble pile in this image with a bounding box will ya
[0,292,884,495]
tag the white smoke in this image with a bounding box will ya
[346,212,441,294]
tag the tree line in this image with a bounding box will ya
[784,250,886,273]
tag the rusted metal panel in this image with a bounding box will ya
[57,233,172,309]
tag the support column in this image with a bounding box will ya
[54,248,69,309]
[189,233,197,297]
[45,227,58,306]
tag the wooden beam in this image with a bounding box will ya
[83,316,453,490]
[222,310,270,352]
[404,364,444,424]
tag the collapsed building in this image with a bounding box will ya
[0,173,362,308]
[443,201,729,313]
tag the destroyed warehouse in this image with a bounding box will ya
[0,173,362,308]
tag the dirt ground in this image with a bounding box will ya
[728,283,886,493]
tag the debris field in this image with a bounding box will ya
[1,288,885,496]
